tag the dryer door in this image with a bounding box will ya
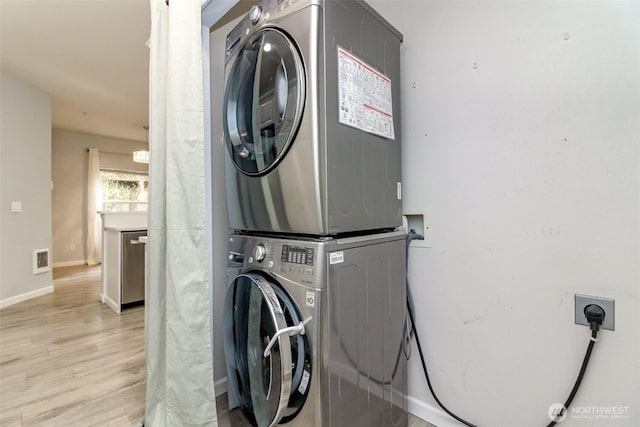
[224,273,311,427]
[223,28,305,176]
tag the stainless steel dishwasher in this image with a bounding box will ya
[121,230,146,306]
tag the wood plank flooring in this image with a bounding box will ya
[1,265,435,427]
[0,265,145,427]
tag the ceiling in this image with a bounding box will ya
[0,0,151,142]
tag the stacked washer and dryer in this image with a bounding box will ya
[220,1,407,426]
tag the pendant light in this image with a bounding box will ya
[133,125,150,164]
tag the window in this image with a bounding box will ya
[100,171,148,212]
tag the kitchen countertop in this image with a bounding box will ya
[103,226,148,232]
[98,211,148,215]
[99,211,148,230]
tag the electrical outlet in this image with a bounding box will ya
[575,294,615,331]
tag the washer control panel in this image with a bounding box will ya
[228,233,327,289]
[281,245,314,266]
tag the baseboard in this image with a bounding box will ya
[52,260,86,268]
[407,395,463,427]
[214,376,228,397]
[0,286,54,309]
[104,295,121,313]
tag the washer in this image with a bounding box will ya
[223,231,408,427]
[222,0,403,236]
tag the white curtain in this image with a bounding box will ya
[86,147,102,265]
[144,0,217,426]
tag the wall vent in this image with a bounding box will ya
[33,249,50,275]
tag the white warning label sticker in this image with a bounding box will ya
[329,251,344,265]
[298,370,311,394]
[338,47,395,140]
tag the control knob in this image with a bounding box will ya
[248,5,262,25]
[253,244,267,262]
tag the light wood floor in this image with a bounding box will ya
[0,265,145,427]
[1,265,435,427]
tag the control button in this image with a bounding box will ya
[248,256,254,263]
[253,244,266,262]
[305,268,313,276]
[267,260,274,268]
[248,5,262,25]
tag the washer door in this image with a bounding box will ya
[224,273,311,427]
[223,28,305,176]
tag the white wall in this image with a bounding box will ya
[206,1,640,425]
[368,1,640,426]
[0,72,53,304]
[51,129,148,266]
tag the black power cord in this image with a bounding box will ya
[546,304,604,426]
[406,291,478,427]
[405,230,478,427]
[404,229,605,427]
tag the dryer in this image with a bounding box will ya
[223,231,408,427]
[222,0,403,236]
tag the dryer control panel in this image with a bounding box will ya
[224,0,316,63]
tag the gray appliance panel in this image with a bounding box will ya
[223,0,403,236]
[121,231,146,305]
[323,0,403,235]
[224,231,407,427]
[326,236,407,426]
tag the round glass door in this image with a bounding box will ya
[225,273,312,427]
[223,28,305,176]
